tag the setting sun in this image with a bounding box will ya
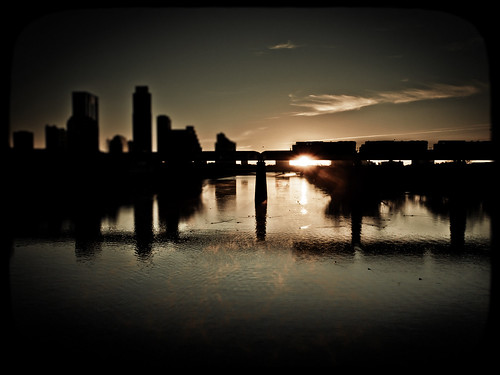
[289,156,331,167]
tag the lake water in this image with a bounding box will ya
[6,172,493,368]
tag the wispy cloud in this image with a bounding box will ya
[252,40,302,56]
[290,83,481,116]
[289,94,378,116]
[318,124,491,142]
[268,40,300,50]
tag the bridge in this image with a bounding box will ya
[195,140,494,163]
[190,140,494,206]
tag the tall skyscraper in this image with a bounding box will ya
[132,86,152,154]
[66,91,99,154]
[156,115,171,155]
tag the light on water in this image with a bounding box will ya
[7,173,492,368]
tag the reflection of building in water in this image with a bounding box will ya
[73,202,102,258]
[157,114,202,162]
[215,178,237,211]
[424,194,468,249]
[324,196,362,249]
[134,193,154,257]
[449,199,466,249]
[158,201,181,239]
[350,204,362,249]
[323,192,385,250]
[157,191,203,240]
[67,91,99,154]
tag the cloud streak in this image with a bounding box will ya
[317,124,490,142]
[268,40,300,50]
[290,83,481,116]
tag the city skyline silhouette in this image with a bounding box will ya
[7,6,492,153]
[9,85,494,164]
[4,6,496,370]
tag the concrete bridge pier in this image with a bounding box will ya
[255,158,268,205]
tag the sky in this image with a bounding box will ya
[9,6,492,152]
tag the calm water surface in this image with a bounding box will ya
[8,173,492,368]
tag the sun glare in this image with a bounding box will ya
[291,156,312,167]
[289,156,331,167]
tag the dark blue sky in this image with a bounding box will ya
[9,6,491,151]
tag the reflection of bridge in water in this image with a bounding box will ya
[27,193,472,260]
[64,189,475,260]
[10,165,486,261]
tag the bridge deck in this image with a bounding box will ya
[197,149,493,161]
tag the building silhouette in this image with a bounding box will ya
[66,92,99,154]
[175,125,202,159]
[215,132,236,153]
[156,115,172,156]
[156,115,202,162]
[132,86,152,154]
[108,135,128,154]
[45,124,67,153]
[12,130,34,152]
[215,132,236,165]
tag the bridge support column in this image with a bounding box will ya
[255,158,267,205]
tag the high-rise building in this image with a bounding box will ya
[66,92,99,154]
[156,116,202,162]
[157,115,171,155]
[45,124,67,153]
[132,86,152,154]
